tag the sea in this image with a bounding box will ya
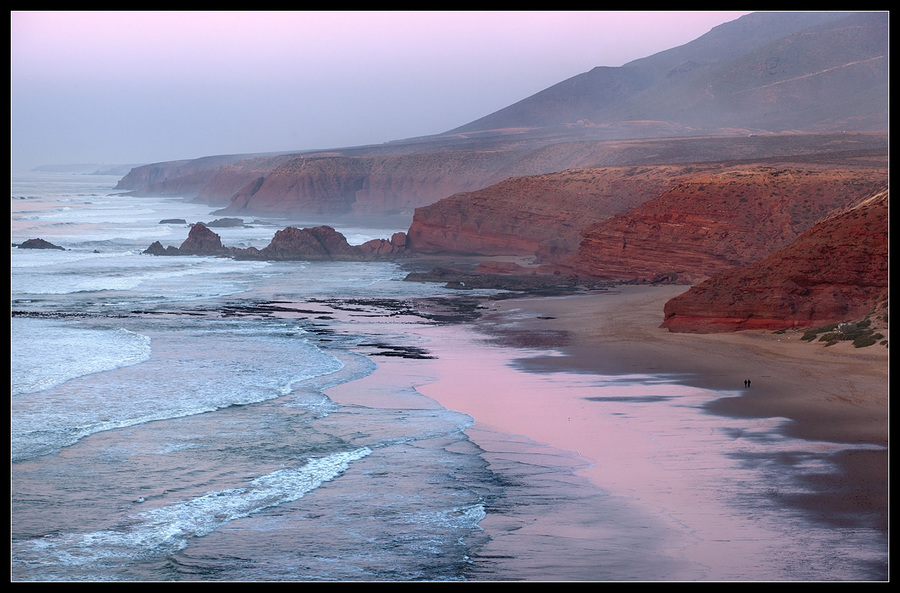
[10,173,888,581]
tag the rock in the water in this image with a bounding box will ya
[17,238,64,250]
[205,217,245,227]
[177,223,227,255]
[143,241,180,256]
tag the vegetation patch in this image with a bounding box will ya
[796,318,887,348]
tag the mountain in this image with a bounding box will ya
[451,12,887,136]
[115,12,887,220]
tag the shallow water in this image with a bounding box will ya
[10,173,887,581]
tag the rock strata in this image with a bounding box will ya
[660,189,889,332]
[557,166,888,283]
[406,165,721,262]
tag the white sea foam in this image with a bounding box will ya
[11,318,347,462]
[11,318,152,396]
[13,448,372,570]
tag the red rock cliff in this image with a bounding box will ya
[660,188,889,332]
[405,164,724,261]
[558,166,888,282]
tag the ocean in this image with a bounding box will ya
[10,173,887,581]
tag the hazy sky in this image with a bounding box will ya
[11,11,751,172]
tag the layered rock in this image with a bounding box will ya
[660,189,888,333]
[115,132,888,223]
[557,166,888,282]
[406,164,723,262]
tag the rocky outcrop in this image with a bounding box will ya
[205,218,246,228]
[556,166,888,282]
[660,189,888,332]
[16,238,65,250]
[177,223,229,256]
[406,164,724,262]
[145,223,229,256]
[143,222,409,262]
[250,226,363,260]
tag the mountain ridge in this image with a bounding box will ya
[115,11,887,219]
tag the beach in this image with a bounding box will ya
[324,284,888,579]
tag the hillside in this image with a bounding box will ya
[452,12,887,136]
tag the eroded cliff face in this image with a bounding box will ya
[405,164,724,261]
[115,133,889,220]
[210,150,525,217]
[660,189,888,332]
[558,166,888,282]
[114,155,254,197]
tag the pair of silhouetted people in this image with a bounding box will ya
[743,379,752,388]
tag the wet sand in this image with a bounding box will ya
[323,284,888,579]
[472,286,888,530]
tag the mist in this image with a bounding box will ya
[11,11,750,172]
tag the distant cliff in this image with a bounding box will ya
[211,151,524,217]
[660,189,888,332]
[114,154,256,197]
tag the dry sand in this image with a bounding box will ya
[323,284,888,578]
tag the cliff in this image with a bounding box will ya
[114,154,257,197]
[212,150,523,218]
[660,189,888,332]
[556,165,888,282]
[405,164,729,261]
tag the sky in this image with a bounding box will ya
[11,11,751,172]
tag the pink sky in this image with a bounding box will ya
[11,11,750,170]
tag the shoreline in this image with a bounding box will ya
[319,284,887,578]
[476,285,888,447]
[467,285,888,534]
